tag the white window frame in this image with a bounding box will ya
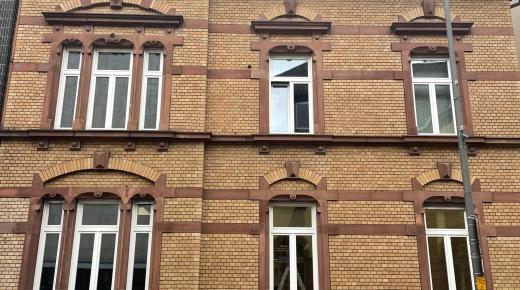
[126,201,154,290]
[86,49,133,130]
[139,51,163,130]
[68,200,120,290]
[425,207,475,290]
[411,58,457,136]
[269,203,319,290]
[33,201,64,290]
[269,56,314,134]
[54,49,82,129]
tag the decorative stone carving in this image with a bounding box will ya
[284,0,299,14]
[421,0,437,17]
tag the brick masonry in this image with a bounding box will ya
[328,201,415,224]
[0,234,25,290]
[487,237,520,289]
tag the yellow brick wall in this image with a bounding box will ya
[0,198,29,223]
[483,203,520,226]
[466,36,520,72]
[206,80,259,134]
[470,81,520,137]
[202,200,259,223]
[200,234,258,289]
[324,80,407,136]
[323,35,402,71]
[0,234,25,290]
[208,33,259,70]
[0,141,204,187]
[328,201,415,224]
[329,235,420,289]
[3,72,46,130]
[171,75,207,132]
[163,0,209,19]
[270,179,316,190]
[160,233,201,290]
[164,198,203,222]
[12,25,52,63]
[422,180,463,192]
[487,237,520,289]
[173,29,209,67]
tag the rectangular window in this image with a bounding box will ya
[139,51,163,130]
[69,201,120,290]
[34,202,64,290]
[270,204,318,290]
[126,202,154,290]
[412,59,456,135]
[425,207,474,290]
[87,50,133,130]
[269,57,313,134]
[55,50,82,129]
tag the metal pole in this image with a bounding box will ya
[443,0,484,283]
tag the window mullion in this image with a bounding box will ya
[89,233,101,290]
[289,82,295,133]
[429,83,440,134]
[289,234,297,290]
[444,236,457,290]
[106,75,116,129]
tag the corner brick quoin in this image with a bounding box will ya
[34,151,163,186]
[411,162,480,191]
[58,0,175,15]
[260,161,327,190]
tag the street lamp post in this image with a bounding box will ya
[442,0,484,286]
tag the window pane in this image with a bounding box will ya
[82,204,119,226]
[137,204,152,225]
[294,83,310,133]
[97,52,131,70]
[67,52,81,70]
[111,77,129,129]
[91,77,110,128]
[413,61,449,78]
[296,236,314,290]
[414,84,433,134]
[270,82,289,133]
[451,237,472,290]
[131,233,150,290]
[38,233,60,290]
[435,85,455,134]
[75,233,95,290]
[47,203,63,226]
[272,59,308,77]
[273,235,290,290]
[59,76,79,128]
[426,209,465,229]
[273,207,312,227]
[148,53,161,71]
[143,78,160,129]
[428,237,449,290]
[97,233,116,290]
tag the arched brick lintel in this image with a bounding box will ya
[58,0,175,16]
[259,161,327,190]
[411,163,481,191]
[261,4,320,21]
[400,7,460,22]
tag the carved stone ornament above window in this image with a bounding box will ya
[251,0,331,34]
[390,0,473,35]
[43,0,183,28]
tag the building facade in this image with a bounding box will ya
[0,0,519,289]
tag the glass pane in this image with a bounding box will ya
[60,76,79,128]
[67,52,81,70]
[111,77,129,129]
[137,204,152,225]
[426,209,465,229]
[47,203,63,226]
[273,207,312,228]
[270,82,290,133]
[97,234,116,290]
[82,204,119,226]
[273,235,290,290]
[413,61,449,78]
[428,237,449,290]
[451,237,472,290]
[296,236,314,290]
[38,233,60,290]
[294,83,310,133]
[272,59,308,77]
[414,84,433,134]
[91,77,109,128]
[131,233,150,290]
[143,78,160,129]
[436,85,455,134]
[75,233,95,290]
[148,53,161,71]
[97,52,131,70]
